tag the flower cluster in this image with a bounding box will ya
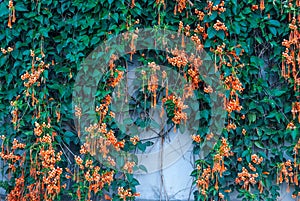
[0,137,25,165]
[34,122,49,137]
[204,1,214,15]
[213,20,228,31]
[287,121,296,129]
[195,138,231,197]
[224,75,243,93]
[71,154,115,200]
[277,160,298,193]
[235,154,264,193]
[224,75,243,115]
[84,122,125,159]
[130,135,139,145]
[74,105,82,118]
[191,34,204,51]
[192,134,201,143]
[123,161,136,173]
[212,138,231,179]
[187,66,201,89]
[195,9,205,21]
[235,167,259,190]
[212,1,226,14]
[167,48,188,69]
[1,46,13,54]
[292,102,300,123]
[204,85,213,93]
[196,165,211,196]
[147,62,160,107]
[225,99,242,114]
[7,173,25,201]
[251,4,259,11]
[194,24,206,39]
[109,54,118,73]
[95,95,112,122]
[118,187,140,201]
[21,50,50,106]
[162,94,188,125]
[174,0,192,14]
[2,138,26,200]
[21,50,49,87]
[10,100,19,129]
[7,0,16,29]
[108,69,124,87]
[282,16,300,92]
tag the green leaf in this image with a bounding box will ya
[139,165,148,173]
[111,13,119,23]
[254,141,264,149]
[207,27,217,39]
[291,129,298,141]
[250,56,264,67]
[15,2,28,12]
[268,26,277,35]
[83,86,91,95]
[64,136,71,145]
[0,3,9,17]
[242,149,249,157]
[268,20,280,27]
[137,143,147,152]
[123,118,133,125]
[273,90,286,96]
[209,11,218,20]
[65,131,75,137]
[255,37,263,44]
[248,113,256,123]
[242,7,251,14]
[216,30,225,40]
[231,22,240,34]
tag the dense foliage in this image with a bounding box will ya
[0,0,299,200]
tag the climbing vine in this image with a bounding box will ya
[0,0,299,200]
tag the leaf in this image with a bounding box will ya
[111,13,119,23]
[242,7,251,14]
[201,110,210,119]
[216,30,225,40]
[242,149,249,157]
[258,151,267,158]
[207,27,217,39]
[255,37,263,44]
[15,2,28,12]
[195,111,201,120]
[250,56,264,67]
[55,135,62,143]
[137,142,147,152]
[209,11,218,20]
[268,20,280,27]
[65,131,75,137]
[231,22,241,34]
[83,86,91,95]
[273,90,286,96]
[266,111,277,118]
[64,136,71,145]
[204,39,213,48]
[254,141,264,149]
[268,26,277,35]
[291,129,298,141]
[139,165,148,173]
[0,3,9,17]
[248,113,256,123]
